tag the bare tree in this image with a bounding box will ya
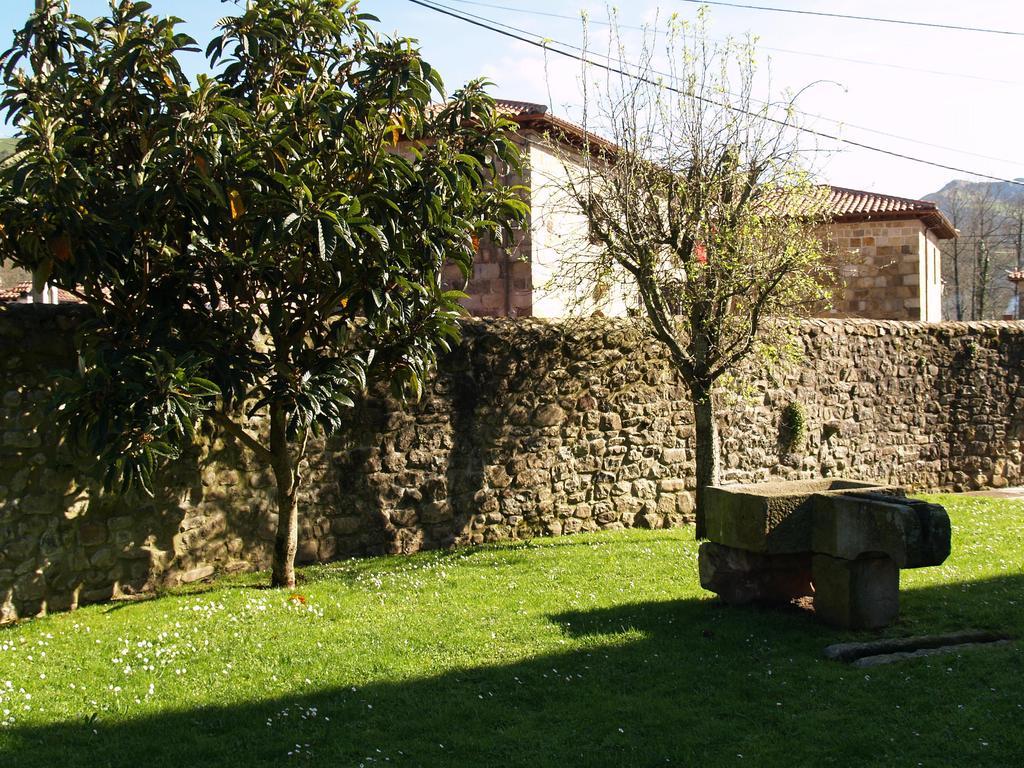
[940,182,1019,320]
[940,187,970,320]
[540,16,832,536]
[969,185,1004,320]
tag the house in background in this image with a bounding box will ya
[819,188,954,322]
[0,281,79,305]
[1,102,959,320]
[1006,269,1023,320]
[452,100,957,322]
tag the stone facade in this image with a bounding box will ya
[448,102,956,322]
[441,141,535,318]
[823,220,944,322]
[1,304,1022,621]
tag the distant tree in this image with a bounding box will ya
[941,187,970,321]
[544,17,832,536]
[968,185,1004,320]
[938,182,1021,320]
[0,0,524,586]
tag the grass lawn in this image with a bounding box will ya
[1,493,1021,767]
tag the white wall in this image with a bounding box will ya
[527,139,631,318]
[920,230,944,322]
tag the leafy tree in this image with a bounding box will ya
[0,0,524,586]
[544,17,832,536]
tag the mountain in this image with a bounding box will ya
[922,177,1024,211]
[0,137,16,161]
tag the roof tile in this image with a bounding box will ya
[827,186,942,217]
[0,281,84,303]
[494,99,549,117]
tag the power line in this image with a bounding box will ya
[438,0,1024,87]
[430,0,1024,166]
[674,0,1024,38]
[406,0,1024,188]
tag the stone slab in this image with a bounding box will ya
[812,493,951,567]
[851,640,1013,668]
[704,479,899,554]
[824,630,1012,662]
[698,541,813,604]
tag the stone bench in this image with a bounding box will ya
[698,479,951,629]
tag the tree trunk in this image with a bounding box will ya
[977,241,990,320]
[269,402,299,589]
[691,383,720,540]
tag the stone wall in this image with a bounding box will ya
[1,304,1022,620]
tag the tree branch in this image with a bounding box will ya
[212,410,274,465]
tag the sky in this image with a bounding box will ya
[1,0,1022,199]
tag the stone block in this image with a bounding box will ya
[600,413,622,431]
[14,572,46,601]
[78,521,108,547]
[562,518,582,534]
[812,494,950,567]
[20,494,59,516]
[331,516,361,536]
[532,404,566,427]
[297,540,320,565]
[88,547,117,569]
[703,479,896,554]
[107,515,135,532]
[420,501,453,524]
[81,585,114,604]
[319,536,338,561]
[812,554,899,630]
[176,564,216,584]
[661,448,687,464]
[698,542,813,604]
[658,477,687,494]
[636,512,664,529]
[655,494,677,515]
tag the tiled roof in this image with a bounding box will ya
[0,281,84,303]
[493,101,957,239]
[827,186,940,217]
[822,186,957,239]
[494,99,548,117]
[495,99,619,155]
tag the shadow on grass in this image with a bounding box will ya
[4,575,1022,768]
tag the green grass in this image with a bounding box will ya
[1,493,1022,767]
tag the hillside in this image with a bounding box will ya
[0,137,16,161]
[921,178,1023,320]
[922,177,1024,210]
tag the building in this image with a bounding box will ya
[0,281,79,305]
[1005,269,1024,320]
[819,188,954,322]
[453,100,957,322]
